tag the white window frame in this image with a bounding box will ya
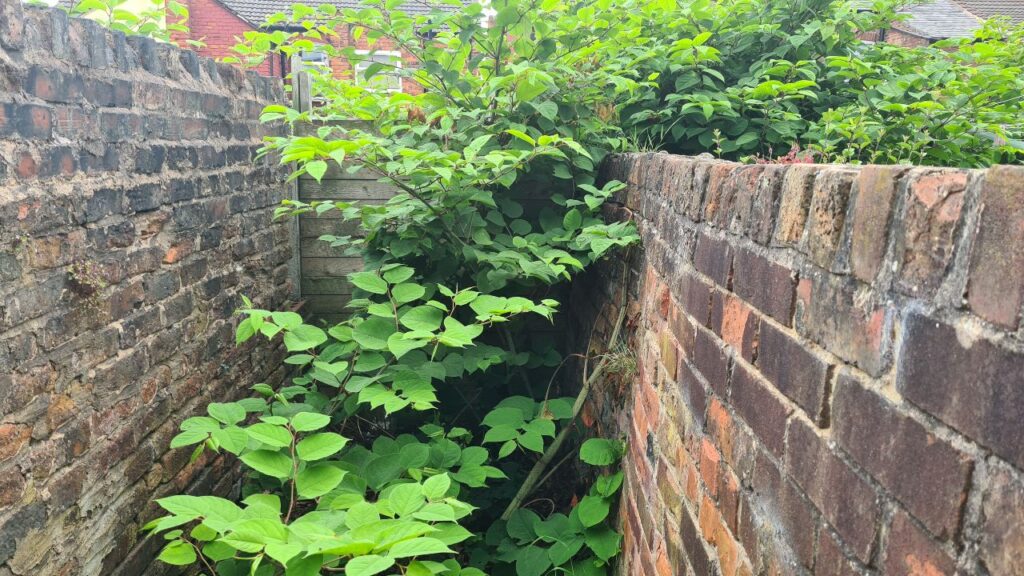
[353,49,404,93]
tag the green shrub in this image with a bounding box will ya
[142,0,1024,574]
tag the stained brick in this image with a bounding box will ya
[731,362,792,459]
[732,247,795,326]
[797,271,890,377]
[715,293,758,362]
[849,165,906,282]
[692,327,730,397]
[882,512,956,576]
[967,165,1024,329]
[833,376,971,540]
[773,164,819,247]
[785,418,881,563]
[744,165,786,245]
[897,313,1024,470]
[748,450,818,569]
[693,231,734,288]
[979,465,1024,576]
[756,322,830,424]
[806,168,856,269]
[815,527,861,576]
[895,169,969,295]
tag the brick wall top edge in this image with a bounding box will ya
[6,0,282,102]
[603,152,1024,333]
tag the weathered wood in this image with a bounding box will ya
[298,178,399,201]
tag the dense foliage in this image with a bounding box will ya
[616,0,1024,166]
[60,0,195,44]
[147,0,640,575]
[139,0,1024,575]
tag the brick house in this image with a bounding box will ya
[169,0,453,91]
[862,0,1024,46]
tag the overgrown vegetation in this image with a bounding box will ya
[133,0,1024,575]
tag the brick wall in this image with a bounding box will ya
[0,2,292,575]
[571,153,1024,575]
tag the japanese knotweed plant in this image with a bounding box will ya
[145,0,642,575]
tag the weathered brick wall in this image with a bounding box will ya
[0,2,292,574]
[571,153,1024,575]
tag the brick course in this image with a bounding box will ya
[574,152,1024,575]
[0,2,290,574]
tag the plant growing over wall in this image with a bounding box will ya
[60,0,197,45]
[142,0,1024,573]
[146,0,641,574]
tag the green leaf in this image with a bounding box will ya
[387,483,426,516]
[482,407,526,428]
[579,439,621,466]
[291,412,331,432]
[246,423,292,448]
[388,537,453,559]
[392,283,425,304]
[532,100,559,121]
[208,402,246,425]
[353,317,397,350]
[296,464,345,498]
[350,271,389,295]
[576,495,610,527]
[240,450,293,479]
[158,540,196,566]
[506,129,535,146]
[516,545,552,576]
[296,432,348,460]
[382,266,415,284]
[584,525,622,561]
[283,324,328,352]
[563,208,582,231]
[400,306,444,332]
[306,160,327,182]
[387,332,429,359]
[422,473,451,500]
[345,555,394,576]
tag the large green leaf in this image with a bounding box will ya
[296,464,345,498]
[240,450,293,479]
[345,555,394,576]
[296,432,348,461]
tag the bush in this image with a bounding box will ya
[142,1,1023,574]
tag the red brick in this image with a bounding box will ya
[702,163,740,227]
[849,165,907,282]
[677,359,708,429]
[978,466,1024,576]
[774,164,819,247]
[895,169,969,295]
[756,322,831,424]
[967,165,1024,329]
[785,418,881,563]
[897,312,1024,471]
[749,450,818,569]
[797,271,890,377]
[680,503,715,576]
[882,512,956,576]
[717,294,758,362]
[680,272,713,327]
[732,247,796,326]
[745,165,787,245]
[693,230,734,288]
[833,376,971,540]
[815,527,861,576]
[806,168,856,269]
[692,327,730,397]
[707,397,735,463]
[700,438,722,498]
[731,362,793,459]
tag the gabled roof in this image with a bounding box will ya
[894,0,982,40]
[218,0,456,27]
[954,0,1024,24]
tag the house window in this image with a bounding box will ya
[354,50,403,93]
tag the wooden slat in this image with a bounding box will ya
[301,256,363,277]
[298,178,398,201]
